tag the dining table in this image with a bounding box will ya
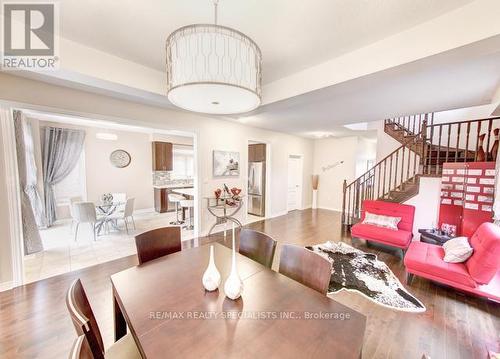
[95,201,125,234]
[111,243,366,358]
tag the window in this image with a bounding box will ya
[171,145,194,180]
[53,150,86,204]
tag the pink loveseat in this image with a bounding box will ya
[351,200,415,256]
[404,222,500,302]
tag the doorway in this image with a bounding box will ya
[2,107,199,286]
[247,141,267,219]
[287,154,303,211]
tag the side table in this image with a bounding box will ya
[418,229,454,246]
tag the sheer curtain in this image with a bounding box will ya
[42,126,85,226]
[13,110,44,254]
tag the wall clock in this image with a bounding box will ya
[110,149,131,168]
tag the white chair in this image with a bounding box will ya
[168,193,185,225]
[112,192,127,212]
[180,199,194,230]
[69,196,83,232]
[109,198,136,234]
[73,202,101,241]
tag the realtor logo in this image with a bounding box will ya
[1,2,59,70]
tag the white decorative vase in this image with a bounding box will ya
[312,189,318,209]
[202,245,221,291]
[224,228,243,300]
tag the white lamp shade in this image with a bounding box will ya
[166,25,262,115]
[168,83,260,115]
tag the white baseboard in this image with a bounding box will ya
[316,206,342,213]
[0,281,13,292]
[270,210,288,218]
[133,207,156,214]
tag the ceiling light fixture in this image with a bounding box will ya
[96,132,118,141]
[166,0,262,115]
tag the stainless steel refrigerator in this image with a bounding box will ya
[248,161,265,216]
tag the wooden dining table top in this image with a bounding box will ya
[111,243,366,358]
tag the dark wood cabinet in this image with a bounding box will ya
[248,143,266,162]
[154,188,169,213]
[152,142,173,171]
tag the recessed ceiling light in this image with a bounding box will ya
[212,101,220,105]
[344,122,368,131]
[96,133,118,141]
[309,132,334,139]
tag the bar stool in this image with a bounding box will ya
[169,193,186,225]
[180,199,194,230]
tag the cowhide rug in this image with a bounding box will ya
[306,241,426,313]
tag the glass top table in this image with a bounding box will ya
[204,195,245,236]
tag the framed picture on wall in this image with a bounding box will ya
[213,150,240,177]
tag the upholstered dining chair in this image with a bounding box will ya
[73,202,101,241]
[239,229,277,268]
[278,244,332,295]
[68,335,93,359]
[66,279,141,359]
[69,196,83,232]
[134,226,182,265]
[112,192,127,212]
[109,198,136,234]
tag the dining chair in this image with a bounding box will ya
[135,226,181,265]
[68,335,93,359]
[112,192,127,212]
[66,279,141,359]
[239,229,277,268]
[278,244,332,295]
[109,198,136,234]
[73,202,101,241]
[69,196,83,232]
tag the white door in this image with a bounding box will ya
[287,155,303,211]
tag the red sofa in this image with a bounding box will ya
[351,200,415,256]
[404,222,500,302]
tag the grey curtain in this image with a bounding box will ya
[13,110,44,254]
[42,126,85,227]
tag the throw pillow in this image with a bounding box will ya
[362,212,401,230]
[443,237,473,263]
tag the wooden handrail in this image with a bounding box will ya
[426,116,500,128]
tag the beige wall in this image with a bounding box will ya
[0,72,314,288]
[0,128,14,286]
[152,133,193,145]
[313,136,359,211]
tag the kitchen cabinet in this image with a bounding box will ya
[152,141,173,171]
[154,188,169,213]
[249,143,266,162]
[154,186,194,213]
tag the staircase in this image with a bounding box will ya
[342,113,500,227]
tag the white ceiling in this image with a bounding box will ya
[230,36,500,137]
[60,0,474,84]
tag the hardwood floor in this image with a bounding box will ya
[0,209,498,358]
